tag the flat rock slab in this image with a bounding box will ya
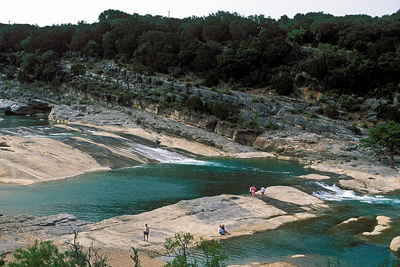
[0,213,88,253]
[297,174,331,180]
[56,187,326,253]
[263,186,325,206]
[0,187,327,257]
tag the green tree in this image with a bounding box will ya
[7,240,71,267]
[163,233,228,267]
[361,121,400,168]
[196,238,228,267]
[271,73,294,96]
[18,49,61,83]
[164,232,196,267]
[98,9,131,22]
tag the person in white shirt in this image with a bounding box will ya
[143,224,150,241]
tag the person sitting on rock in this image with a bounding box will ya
[218,225,225,235]
[222,225,231,235]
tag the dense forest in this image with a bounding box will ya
[1,9,400,108]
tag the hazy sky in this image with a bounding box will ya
[1,0,399,26]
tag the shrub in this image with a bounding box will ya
[350,123,362,135]
[212,102,240,122]
[71,63,86,76]
[325,103,339,119]
[265,121,279,131]
[295,74,306,86]
[203,71,219,87]
[163,233,228,267]
[271,73,294,96]
[8,240,69,267]
[318,94,328,104]
[242,118,262,133]
[186,96,204,112]
[309,113,318,120]
[340,95,360,112]
[376,104,400,123]
[0,253,6,266]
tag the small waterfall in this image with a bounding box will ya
[313,182,400,205]
[125,142,192,163]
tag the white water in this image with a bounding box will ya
[313,182,400,205]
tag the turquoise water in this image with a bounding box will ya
[1,117,400,266]
[0,115,49,128]
[0,158,312,221]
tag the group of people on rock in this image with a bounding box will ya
[249,185,265,197]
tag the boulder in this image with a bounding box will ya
[215,121,235,138]
[233,129,258,146]
[391,236,400,251]
[263,186,324,206]
[197,117,218,132]
[363,216,391,236]
[0,99,32,115]
[297,174,331,180]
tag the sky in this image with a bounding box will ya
[1,0,399,27]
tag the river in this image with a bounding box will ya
[1,115,400,266]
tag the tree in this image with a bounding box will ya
[163,233,228,267]
[164,232,196,267]
[361,121,400,168]
[271,73,294,96]
[18,49,61,83]
[196,238,228,267]
[65,229,109,267]
[7,240,71,267]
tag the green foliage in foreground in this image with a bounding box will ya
[361,121,400,168]
[5,240,72,267]
[0,231,109,267]
[163,232,228,267]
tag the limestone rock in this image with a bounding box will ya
[0,213,88,253]
[233,129,258,146]
[0,99,32,115]
[54,191,325,253]
[263,186,324,206]
[390,236,400,251]
[297,174,331,180]
[363,216,391,236]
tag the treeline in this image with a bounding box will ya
[1,9,400,98]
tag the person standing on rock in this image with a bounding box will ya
[250,185,257,197]
[249,186,252,196]
[143,224,150,241]
[261,186,265,198]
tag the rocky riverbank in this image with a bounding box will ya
[2,71,400,265]
[1,100,400,192]
[48,103,400,194]
[0,187,326,267]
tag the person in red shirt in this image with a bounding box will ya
[250,185,257,197]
